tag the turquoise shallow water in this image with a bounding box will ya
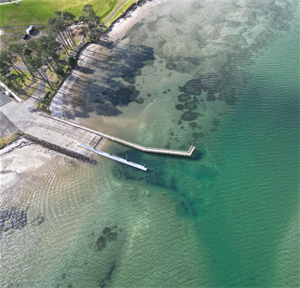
[1,0,299,287]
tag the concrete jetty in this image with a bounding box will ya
[51,116,196,157]
[78,143,147,171]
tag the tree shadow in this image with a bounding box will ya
[78,67,94,75]
[63,43,155,118]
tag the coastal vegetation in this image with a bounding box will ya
[0,4,106,111]
[0,0,140,113]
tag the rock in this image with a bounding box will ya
[184,100,198,110]
[96,236,107,252]
[189,122,197,129]
[175,104,184,111]
[102,227,111,235]
[181,111,200,121]
[0,210,11,221]
[206,91,216,101]
[178,94,191,102]
[179,79,202,95]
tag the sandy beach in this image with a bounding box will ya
[0,138,57,193]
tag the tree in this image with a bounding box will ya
[54,11,76,46]
[26,37,63,80]
[46,17,71,53]
[0,50,30,81]
[26,56,54,90]
[36,36,63,78]
[10,43,36,78]
[0,60,27,95]
[79,4,106,42]
[67,56,77,68]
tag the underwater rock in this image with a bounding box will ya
[206,91,216,101]
[184,100,198,110]
[189,122,197,129]
[199,72,222,92]
[4,223,13,232]
[96,236,107,252]
[179,79,202,95]
[96,227,118,252]
[181,111,200,121]
[0,208,27,233]
[0,210,12,222]
[11,210,27,229]
[135,97,144,104]
[102,227,111,235]
[175,104,184,111]
[178,94,192,102]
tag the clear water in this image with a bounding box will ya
[1,0,299,287]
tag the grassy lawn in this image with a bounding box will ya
[3,70,34,100]
[1,0,132,27]
[9,70,33,87]
[24,80,39,97]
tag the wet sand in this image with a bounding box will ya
[0,138,57,193]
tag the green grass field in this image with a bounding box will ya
[0,0,136,27]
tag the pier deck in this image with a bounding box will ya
[51,116,196,157]
[78,143,147,171]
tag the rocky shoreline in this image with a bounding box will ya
[0,207,28,239]
[24,135,96,164]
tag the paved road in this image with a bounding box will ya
[0,0,22,5]
[104,0,130,25]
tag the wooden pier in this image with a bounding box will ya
[77,143,147,171]
[51,116,196,157]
